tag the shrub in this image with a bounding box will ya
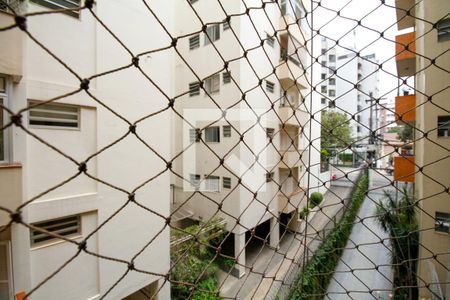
[309,192,323,208]
[299,206,309,219]
[288,174,369,300]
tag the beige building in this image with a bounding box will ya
[170,0,323,278]
[394,0,450,298]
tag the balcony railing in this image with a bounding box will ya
[395,94,416,124]
[395,31,416,77]
[394,155,415,182]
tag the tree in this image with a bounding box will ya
[374,188,419,299]
[398,124,413,142]
[321,111,352,149]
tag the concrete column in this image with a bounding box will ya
[11,222,31,296]
[288,213,299,233]
[234,233,246,278]
[270,217,280,249]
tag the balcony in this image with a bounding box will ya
[0,164,22,227]
[278,188,306,214]
[278,53,308,90]
[278,149,307,169]
[395,0,415,30]
[0,10,24,80]
[278,105,308,127]
[395,94,416,124]
[394,156,415,182]
[395,32,416,77]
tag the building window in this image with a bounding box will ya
[205,126,220,143]
[328,90,335,97]
[189,128,201,143]
[30,215,81,247]
[204,74,220,94]
[437,18,450,42]
[223,125,231,137]
[357,115,361,122]
[266,172,275,183]
[328,101,335,108]
[321,73,326,80]
[321,60,327,66]
[28,101,79,129]
[222,71,231,84]
[205,24,220,45]
[223,18,230,31]
[189,82,200,97]
[266,127,275,138]
[30,0,81,18]
[321,49,326,55]
[338,54,348,60]
[321,98,326,104]
[266,34,275,47]
[321,86,327,93]
[328,54,336,62]
[223,177,231,189]
[189,34,200,50]
[266,81,275,93]
[329,66,336,73]
[437,116,450,137]
[328,78,336,85]
[205,175,220,192]
[435,212,450,233]
[357,126,361,133]
[189,174,201,188]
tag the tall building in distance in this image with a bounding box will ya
[393,0,450,298]
[319,38,380,148]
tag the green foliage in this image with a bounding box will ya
[338,152,353,163]
[398,124,413,142]
[374,188,419,299]
[321,111,353,149]
[387,126,401,134]
[309,192,323,208]
[171,220,224,299]
[320,149,329,160]
[299,206,310,220]
[288,175,369,300]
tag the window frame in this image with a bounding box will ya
[223,177,231,189]
[266,127,275,138]
[204,74,220,94]
[189,82,200,97]
[437,18,450,42]
[437,116,450,138]
[0,78,10,163]
[189,174,201,189]
[223,125,231,137]
[266,80,275,93]
[30,0,81,18]
[204,24,220,45]
[0,241,13,300]
[30,215,82,248]
[28,100,80,130]
[222,71,231,84]
[205,126,220,143]
[189,34,200,50]
[205,175,220,192]
[435,212,450,233]
[266,34,275,47]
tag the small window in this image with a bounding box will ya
[30,0,81,18]
[205,24,220,45]
[328,78,336,85]
[266,172,275,183]
[437,116,450,137]
[266,34,275,47]
[357,126,361,133]
[266,127,275,138]
[321,86,327,93]
[205,126,220,143]
[328,101,335,108]
[223,125,231,137]
[328,90,336,97]
[222,72,231,84]
[321,73,326,80]
[189,34,200,50]
[189,82,200,97]
[328,54,336,62]
[329,66,336,73]
[31,215,81,246]
[321,49,327,55]
[266,81,275,93]
[338,54,348,60]
[437,18,450,42]
[321,98,326,104]
[205,175,220,192]
[189,128,201,143]
[357,115,361,122]
[223,18,230,31]
[28,101,79,129]
[435,212,450,233]
[321,60,327,67]
[189,174,201,188]
[223,177,231,189]
[204,74,220,94]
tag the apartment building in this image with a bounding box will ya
[0,1,174,299]
[170,0,322,277]
[393,0,450,298]
[318,37,337,111]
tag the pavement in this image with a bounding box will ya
[218,168,360,300]
[326,170,395,300]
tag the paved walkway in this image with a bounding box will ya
[326,170,394,299]
[218,172,357,300]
